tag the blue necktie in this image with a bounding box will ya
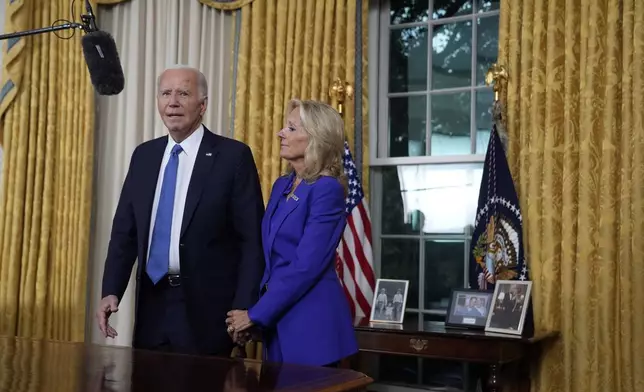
[147,144,183,284]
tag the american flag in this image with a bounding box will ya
[335,141,376,319]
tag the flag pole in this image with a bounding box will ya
[485,63,509,151]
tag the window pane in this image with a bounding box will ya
[381,167,422,235]
[379,164,483,234]
[389,27,428,93]
[478,0,500,12]
[431,20,472,89]
[475,89,494,153]
[476,15,500,85]
[430,91,471,155]
[381,238,420,309]
[432,0,473,20]
[390,0,430,25]
[389,95,427,157]
[424,240,466,311]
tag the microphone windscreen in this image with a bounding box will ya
[81,30,125,95]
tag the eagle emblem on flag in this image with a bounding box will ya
[473,211,521,287]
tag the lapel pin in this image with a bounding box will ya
[206,152,212,156]
[292,195,299,201]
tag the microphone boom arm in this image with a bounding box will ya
[0,21,88,41]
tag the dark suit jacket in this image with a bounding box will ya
[101,127,265,354]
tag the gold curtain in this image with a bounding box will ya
[199,0,257,10]
[227,0,368,358]
[0,0,95,342]
[100,0,249,7]
[229,0,369,202]
[499,0,644,391]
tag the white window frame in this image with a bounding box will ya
[366,1,500,389]
[370,0,499,166]
[368,0,499,319]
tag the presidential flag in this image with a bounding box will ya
[469,125,529,291]
[336,141,376,319]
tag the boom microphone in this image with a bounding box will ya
[80,0,124,95]
[0,1,125,96]
[81,31,125,95]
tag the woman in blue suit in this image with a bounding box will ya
[225,99,358,367]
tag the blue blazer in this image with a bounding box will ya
[248,173,358,366]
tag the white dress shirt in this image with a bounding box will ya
[146,125,204,274]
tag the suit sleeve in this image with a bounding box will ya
[101,147,140,301]
[231,145,265,310]
[248,178,346,327]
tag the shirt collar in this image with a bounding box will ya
[166,124,204,157]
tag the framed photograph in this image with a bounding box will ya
[369,279,409,324]
[445,289,494,329]
[485,280,533,335]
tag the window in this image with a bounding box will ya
[368,0,500,389]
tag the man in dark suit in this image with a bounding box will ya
[95,65,265,356]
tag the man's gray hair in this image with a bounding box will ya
[157,64,208,100]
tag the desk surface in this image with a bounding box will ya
[0,336,372,392]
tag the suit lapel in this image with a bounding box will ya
[265,179,311,263]
[181,128,219,237]
[265,175,292,224]
[262,176,290,266]
[139,137,168,260]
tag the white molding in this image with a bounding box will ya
[370,154,486,166]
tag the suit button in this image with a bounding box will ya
[180,243,185,247]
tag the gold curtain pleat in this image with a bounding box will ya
[230,0,367,359]
[100,0,254,8]
[0,0,95,342]
[232,0,368,201]
[499,0,644,391]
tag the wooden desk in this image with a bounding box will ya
[353,318,557,392]
[0,336,372,391]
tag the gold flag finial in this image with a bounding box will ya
[328,78,354,116]
[485,63,508,102]
[485,63,509,150]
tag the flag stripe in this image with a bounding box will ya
[336,141,376,319]
[357,203,372,242]
[341,236,371,316]
[345,240,373,315]
[346,216,375,296]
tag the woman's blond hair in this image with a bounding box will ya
[284,99,347,191]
